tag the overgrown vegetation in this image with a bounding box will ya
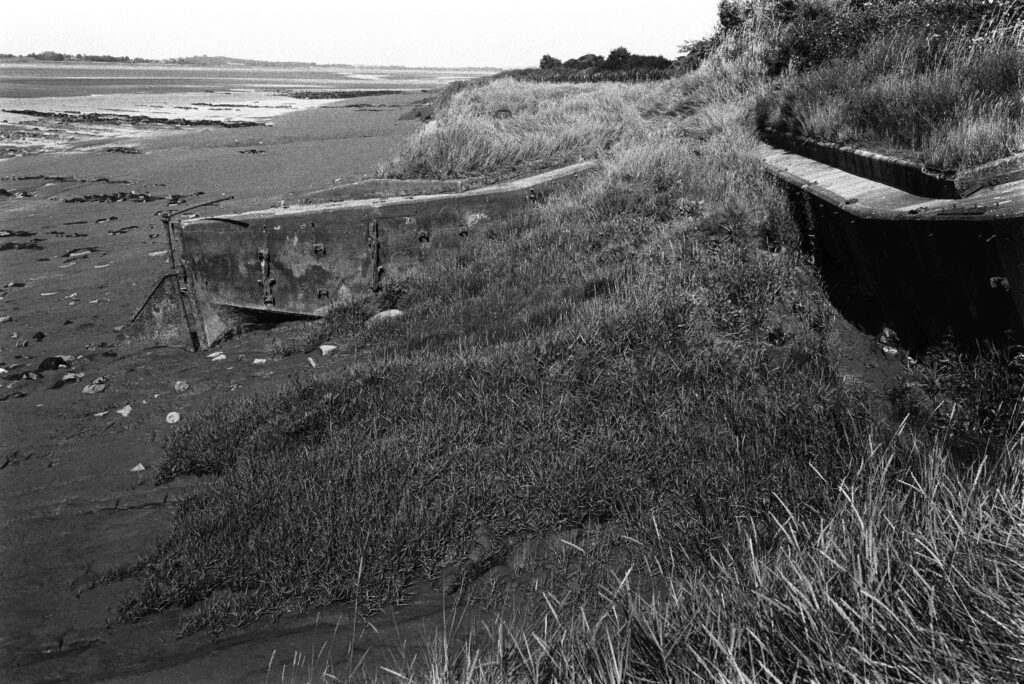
[121,1,1023,680]
[727,0,1024,169]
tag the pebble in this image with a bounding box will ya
[0,316,10,324]
[173,380,190,393]
[82,377,108,394]
[165,411,180,424]
[116,405,132,417]
[319,344,338,357]
[367,309,404,326]
[307,357,317,368]
[130,463,145,473]
[252,358,268,365]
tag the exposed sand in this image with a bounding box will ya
[0,92,470,683]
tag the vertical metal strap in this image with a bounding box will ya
[368,220,382,291]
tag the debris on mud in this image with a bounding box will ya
[3,109,266,128]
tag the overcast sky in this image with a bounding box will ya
[3,0,720,68]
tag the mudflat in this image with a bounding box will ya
[0,91,465,683]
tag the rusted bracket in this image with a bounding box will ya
[257,248,276,305]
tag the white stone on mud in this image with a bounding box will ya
[130,463,145,473]
[116,405,132,417]
[367,309,404,326]
[173,380,190,393]
[82,377,107,394]
[307,357,317,368]
[166,411,181,424]
[319,344,338,357]
[252,358,268,365]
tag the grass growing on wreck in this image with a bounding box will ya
[749,1,1024,170]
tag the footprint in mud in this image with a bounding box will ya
[0,229,36,238]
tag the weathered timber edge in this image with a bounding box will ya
[761,142,1024,348]
[761,127,1024,200]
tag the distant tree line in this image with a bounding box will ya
[7,51,155,62]
[540,47,673,72]
[497,47,675,83]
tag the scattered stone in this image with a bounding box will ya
[307,357,317,368]
[116,405,132,417]
[173,380,190,393]
[367,309,404,326]
[8,370,40,381]
[148,250,168,258]
[165,411,181,424]
[82,377,108,394]
[41,292,58,297]
[319,344,338,357]
[0,316,10,323]
[252,358,267,365]
[210,352,227,362]
[881,345,899,356]
[130,463,145,473]
[94,411,108,417]
[50,372,85,389]
[60,247,97,259]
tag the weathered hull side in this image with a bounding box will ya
[762,145,1024,349]
[173,161,596,347]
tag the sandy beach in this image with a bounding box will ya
[0,83,471,682]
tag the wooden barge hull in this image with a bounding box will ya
[127,162,597,350]
[761,144,1024,347]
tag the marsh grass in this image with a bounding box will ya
[377,79,677,180]
[383,415,1024,683]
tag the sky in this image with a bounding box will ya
[2,0,720,68]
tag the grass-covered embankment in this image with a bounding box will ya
[746,0,1024,170]
[121,1,1024,680]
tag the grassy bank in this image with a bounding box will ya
[748,0,1024,170]
[120,2,1024,680]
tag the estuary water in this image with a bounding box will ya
[0,61,490,157]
